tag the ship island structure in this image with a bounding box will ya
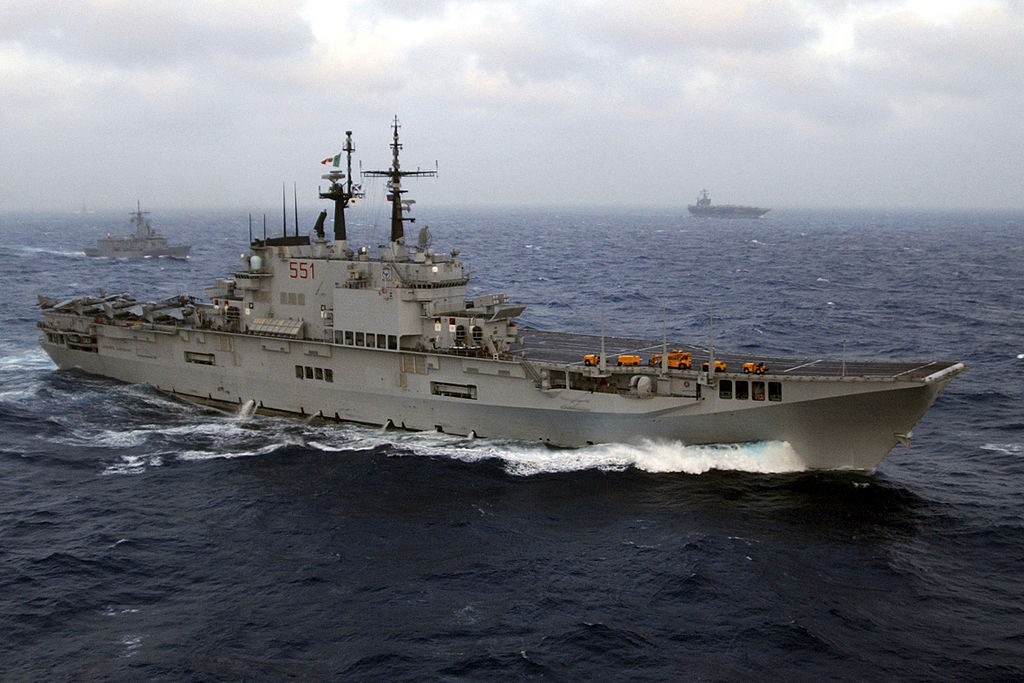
[39,119,965,471]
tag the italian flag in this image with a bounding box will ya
[321,154,341,166]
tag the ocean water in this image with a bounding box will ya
[1,204,1022,680]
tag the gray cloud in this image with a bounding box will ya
[1,0,312,67]
[1,0,1022,211]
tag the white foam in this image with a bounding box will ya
[14,246,87,258]
[316,427,806,476]
[101,453,163,476]
[981,442,1022,456]
[85,416,246,449]
[623,439,804,474]
[483,439,805,476]
[0,350,54,372]
[176,440,289,462]
[0,388,40,402]
[152,421,254,440]
[94,429,151,448]
[119,634,142,658]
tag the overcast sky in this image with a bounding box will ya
[2,0,1022,212]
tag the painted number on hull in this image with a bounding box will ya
[289,261,315,279]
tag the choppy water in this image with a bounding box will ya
[1,205,1023,680]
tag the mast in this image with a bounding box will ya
[318,130,362,243]
[661,300,668,374]
[708,308,715,377]
[362,116,436,244]
[130,201,151,238]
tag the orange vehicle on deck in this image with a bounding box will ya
[650,350,693,369]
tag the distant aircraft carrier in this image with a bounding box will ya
[687,189,769,218]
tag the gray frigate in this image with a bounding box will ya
[84,203,191,259]
[39,119,964,471]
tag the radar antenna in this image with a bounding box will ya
[417,224,432,251]
[362,116,437,244]
[319,130,363,243]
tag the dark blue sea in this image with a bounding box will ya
[1,204,1022,680]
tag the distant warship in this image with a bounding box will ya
[84,203,190,258]
[39,119,964,471]
[687,189,769,218]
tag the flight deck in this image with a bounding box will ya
[513,329,962,381]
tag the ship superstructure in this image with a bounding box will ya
[84,203,191,258]
[40,120,965,471]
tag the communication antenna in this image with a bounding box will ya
[707,304,716,378]
[281,183,286,238]
[599,291,607,373]
[661,299,669,374]
[362,116,437,244]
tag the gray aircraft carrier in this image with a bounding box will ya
[39,119,965,471]
[687,189,769,218]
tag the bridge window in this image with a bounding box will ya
[768,382,782,402]
[752,381,765,401]
[735,380,749,400]
[719,380,732,400]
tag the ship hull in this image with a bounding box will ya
[84,244,191,259]
[687,206,770,218]
[39,326,956,472]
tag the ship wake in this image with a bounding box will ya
[93,413,806,477]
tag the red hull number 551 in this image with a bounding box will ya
[289,261,315,279]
